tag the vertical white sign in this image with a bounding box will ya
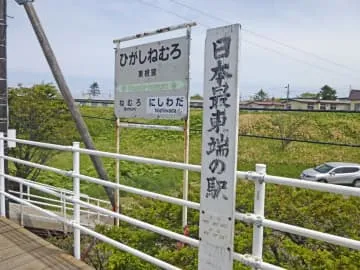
[198,24,241,270]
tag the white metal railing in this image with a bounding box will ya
[8,188,111,228]
[0,134,359,269]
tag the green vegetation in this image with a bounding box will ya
[318,85,337,100]
[252,89,269,101]
[10,91,360,269]
[297,84,337,100]
[8,83,78,179]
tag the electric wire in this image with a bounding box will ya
[134,0,360,80]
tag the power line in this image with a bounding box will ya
[136,0,196,25]
[243,39,359,79]
[134,0,360,80]
[242,28,360,74]
[168,0,360,74]
[79,116,360,148]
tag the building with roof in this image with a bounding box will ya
[287,98,351,111]
[349,89,360,111]
[241,101,285,109]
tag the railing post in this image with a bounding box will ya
[97,200,100,223]
[61,191,68,234]
[252,164,266,265]
[87,196,90,226]
[20,183,24,226]
[72,142,81,260]
[0,132,5,217]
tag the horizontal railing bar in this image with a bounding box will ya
[235,212,360,250]
[263,219,360,250]
[75,148,202,172]
[2,137,201,172]
[75,199,199,247]
[4,155,72,177]
[5,174,62,198]
[9,189,110,206]
[240,171,360,197]
[9,190,72,205]
[22,199,63,209]
[4,137,73,151]
[265,174,360,197]
[2,191,66,223]
[15,212,65,223]
[76,173,201,210]
[17,199,106,216]
[233,252,285,270]
[119,122,184,132]
[89,198,111,205]
[74,223,181,270]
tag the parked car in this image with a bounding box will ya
[300,162,360,187]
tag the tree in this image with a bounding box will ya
[190,94,203,100]
[297,92,318,99]
[9,83,78,180]
[88,82,101,98]
[271,114,307,150]
[253,89,269,101]
[318,85,337,100]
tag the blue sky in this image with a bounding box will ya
[7,0,360,99]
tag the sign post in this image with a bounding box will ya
[113,22,195,229]
[198,24,241,270]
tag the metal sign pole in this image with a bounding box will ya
[182,26,191,229]
[198,24,241,270]
[115,118,120,226]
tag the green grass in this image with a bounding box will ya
[34,107,360,200]
[39,107,360,269]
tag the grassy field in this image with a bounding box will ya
[34,106,360,269]
[36,107,360,198]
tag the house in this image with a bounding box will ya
[349,89,360,111]
[287,98,351,111]
[240,101,285,110]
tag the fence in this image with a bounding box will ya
[0,134,360,269]
[8,179,111,230]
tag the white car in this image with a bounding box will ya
[300,162,360,187]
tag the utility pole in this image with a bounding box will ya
[285,83,290,108]
[15,0,115,208]
[285,83,290,101]
[0,0,9,218]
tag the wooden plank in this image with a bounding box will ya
[0,218,93,269]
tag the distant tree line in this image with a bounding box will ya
[251,85,337,101]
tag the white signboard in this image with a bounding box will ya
[114,36,189,119]
[198,24,241,270]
